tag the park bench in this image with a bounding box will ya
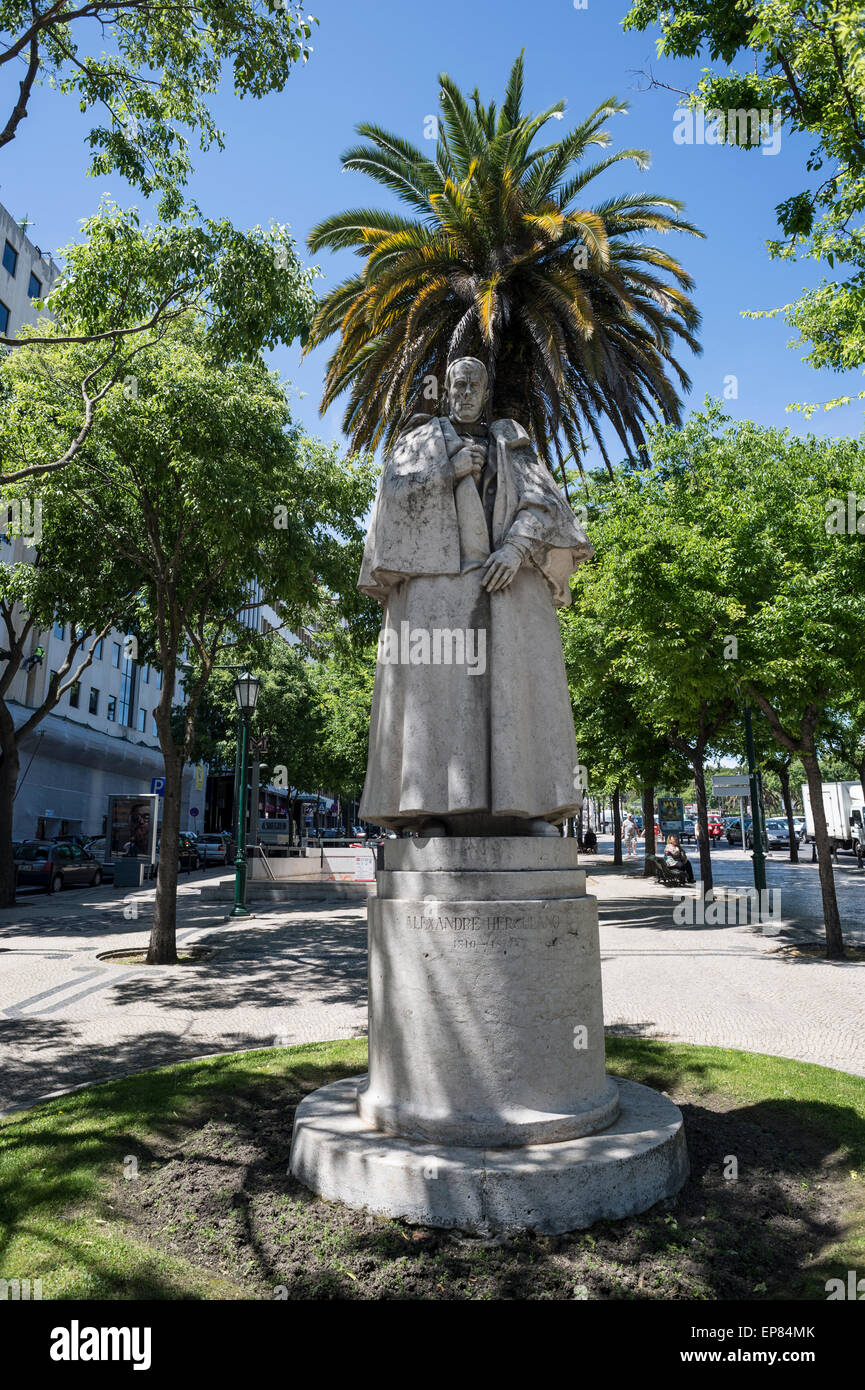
[646,854,689,888]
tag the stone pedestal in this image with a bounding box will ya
[290,837,688,1233]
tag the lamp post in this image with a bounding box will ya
[229,670,261,919]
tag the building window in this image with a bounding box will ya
[53,621,64,640]
[111,641,121,668]
[118,655,137,727]
[2,241,17,277]
[89,687,99,715]
[107,696,117,722]
[93,638,103,660]
[0,301,8,336]
[152,715,158,737]
[69,681,80,709]
[137,708,147,732]
[28,271,42,299]
[155,670,163,691]
[141,663,149,684]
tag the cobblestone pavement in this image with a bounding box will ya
[586,838,865,1079]
[0,841,863,1114]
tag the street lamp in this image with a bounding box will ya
[229,670,261,918]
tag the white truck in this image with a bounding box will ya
[801,780,865,863]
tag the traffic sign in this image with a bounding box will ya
[150,777,165,796]
[189,807,199,818]
[713,775,750,795]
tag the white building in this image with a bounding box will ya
[1,201,204,840]
[0,203,60,339]
[4,621,203,841]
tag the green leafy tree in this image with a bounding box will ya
[562,587,690,872]
[1,201,317,484]
[623,0,865,413]
[566,470,735,890]
[636,403,865,956]
[308,52,702,480]
[0,1,316,216]
[2,316,374,959]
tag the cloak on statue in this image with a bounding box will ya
[358,413,592,826]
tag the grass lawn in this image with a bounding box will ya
[1,1036,863,1300]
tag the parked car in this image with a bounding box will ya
[747,827,769,850]
[196,832,232,866]
[681,818,696,842]
[14,840,103,893]
[155,832,201,870]
[764,817,793,849]
[726,817,749,845]
[706,817,724,840]
[83,835,115,883]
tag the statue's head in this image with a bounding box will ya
[445,357,488,425]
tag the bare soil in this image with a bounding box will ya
[110,1076,855,1300]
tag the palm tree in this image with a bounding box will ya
[308,53,703,485]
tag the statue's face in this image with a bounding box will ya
[448,364,487,423]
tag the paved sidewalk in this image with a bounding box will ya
[0,843,863,1114]
[0,878,367,1114]
[586,847,865,1078]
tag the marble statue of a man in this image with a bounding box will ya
[358,356,592,836]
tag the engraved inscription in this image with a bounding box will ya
[405,911,567,952]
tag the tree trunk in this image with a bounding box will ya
[802,751,844,958]
[693,753,713,892]
[642,783,656,876]
[612,786,622,866]
[0,738,20,909]
[778,761,799,864]
[148,749,184,964]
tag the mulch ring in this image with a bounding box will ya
[110,1081,855,1300]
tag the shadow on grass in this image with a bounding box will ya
[2,1038,863,1300]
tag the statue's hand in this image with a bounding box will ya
[452,443,486,483]
[481,543,523,592]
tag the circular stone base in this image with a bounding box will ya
[289,1075,689,1234]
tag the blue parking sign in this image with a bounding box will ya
[150,777,166,796]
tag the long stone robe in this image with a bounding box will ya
[358,414,592,825]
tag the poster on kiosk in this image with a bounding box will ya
[106,795,159,865]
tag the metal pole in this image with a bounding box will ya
[250,755,260,848]
[229,714,252,918]
[744,706,767,895]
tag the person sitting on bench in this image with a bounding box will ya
[581,827,597,853]
[665,833,694,884]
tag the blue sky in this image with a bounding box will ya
[4,0,862,471]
